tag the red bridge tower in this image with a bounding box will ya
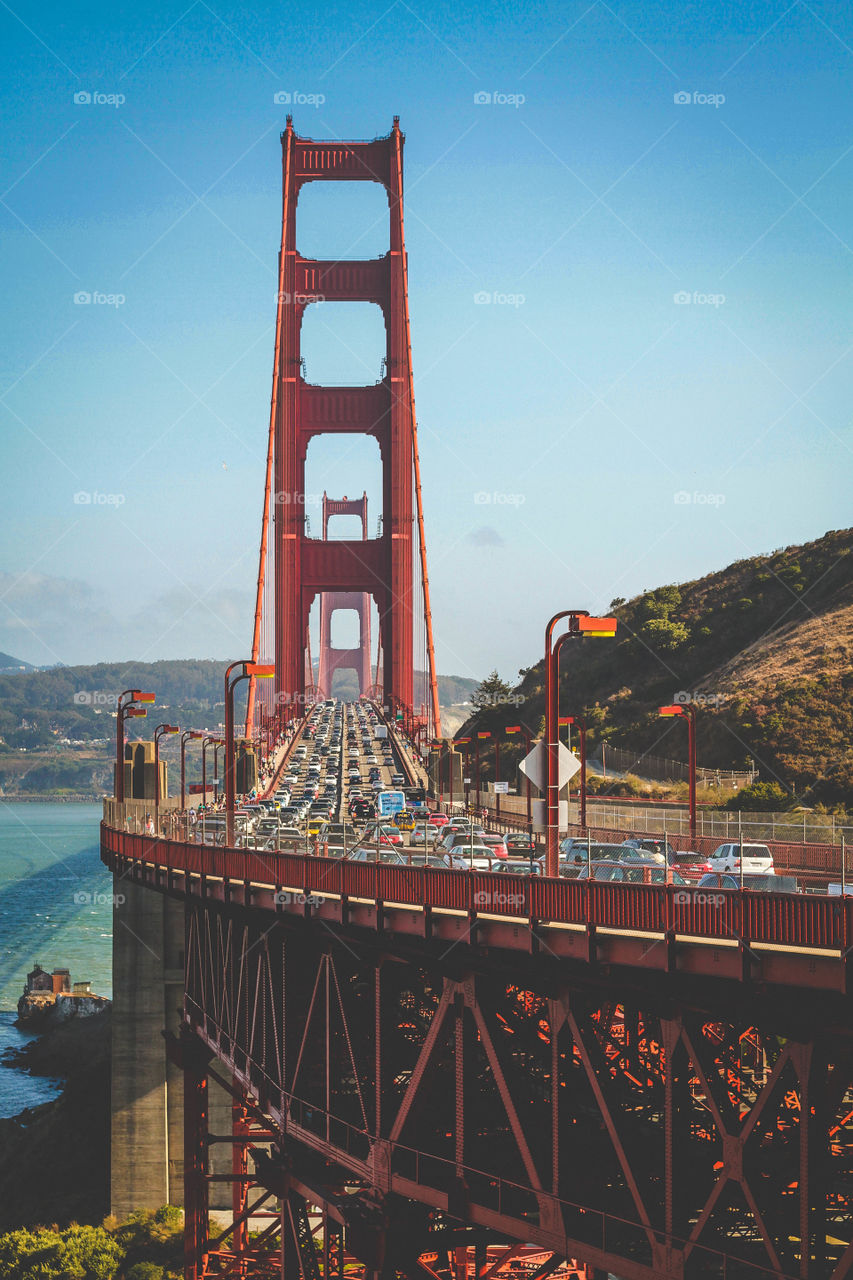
[316,492,373,698]
[246,116,440,735]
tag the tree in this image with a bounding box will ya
[725,781,795,812]
[637,585,682,623]
[640,618,690,651]
[471,670,514,711]
[0,1224,121,1280]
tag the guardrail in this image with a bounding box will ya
[101,821,853,957]
[469,802,849,883]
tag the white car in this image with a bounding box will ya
[707,842,774,874]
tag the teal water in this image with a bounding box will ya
[0,803,112,1116]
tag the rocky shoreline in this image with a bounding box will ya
[0,1008,110,1228]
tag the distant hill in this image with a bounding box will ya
[0,652,38,673]
[0,658,480,797]
[460,529,853,806]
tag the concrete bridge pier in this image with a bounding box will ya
[110,876,231,1215]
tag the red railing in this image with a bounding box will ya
[101,823,852,956]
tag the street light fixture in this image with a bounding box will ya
[153,724,180,808]
[659,703,697,844]
[115,690,156,803]
[545,613,616,877]
[225,661,275,846]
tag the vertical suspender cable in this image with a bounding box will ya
[245,123,293,736]
[393,124,442,739]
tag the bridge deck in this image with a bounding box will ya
[101,823,853,995]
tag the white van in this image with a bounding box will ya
[707,842,774,874]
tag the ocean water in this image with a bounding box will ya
[0,803,111,1117]
[0,1011,63,1117]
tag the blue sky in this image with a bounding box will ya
[1,0,851,688]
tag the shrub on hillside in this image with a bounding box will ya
[725,781,795,811]
[0,1223,121,1280]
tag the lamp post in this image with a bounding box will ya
[153,723,180,808]
[456,738,471,809]
[115,690,156,802]
[494,739,501,819]
[659,703,697,844]
[202,736,220,804]
[506,725,532,831]
[563,716,588,832]
[475,732,490,814]
[545,613,616,878]
[180,731,206,810]
[225,661,275,847]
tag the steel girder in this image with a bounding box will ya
[183,900,853,1280]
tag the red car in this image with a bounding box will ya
[428,812,450,826]
[482,834,508,859]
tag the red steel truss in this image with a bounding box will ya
[249,116,441,736]
[316,493,373,698]
[102,822,853,1280]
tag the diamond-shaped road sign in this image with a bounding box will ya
[518,741,581,793]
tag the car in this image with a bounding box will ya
[428,812,450,827]
[362,823,404,846]
[492,858,543,876]
[697,872,799,893]
[405,852,461,868]
[505,833,537,856]
[550,841,656,867]
[707,843,775,874]
[346,846,407,865]
[424,849,470,869]
[621,837,678,861]
[278,825,303,841]
[577,861,690,884]
[481,834,508,858]
[408,824,433,845]
[393,810,416,831]
[439,827,486,851]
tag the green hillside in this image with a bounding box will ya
[460,529,853,806]
[0,659,479,797]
